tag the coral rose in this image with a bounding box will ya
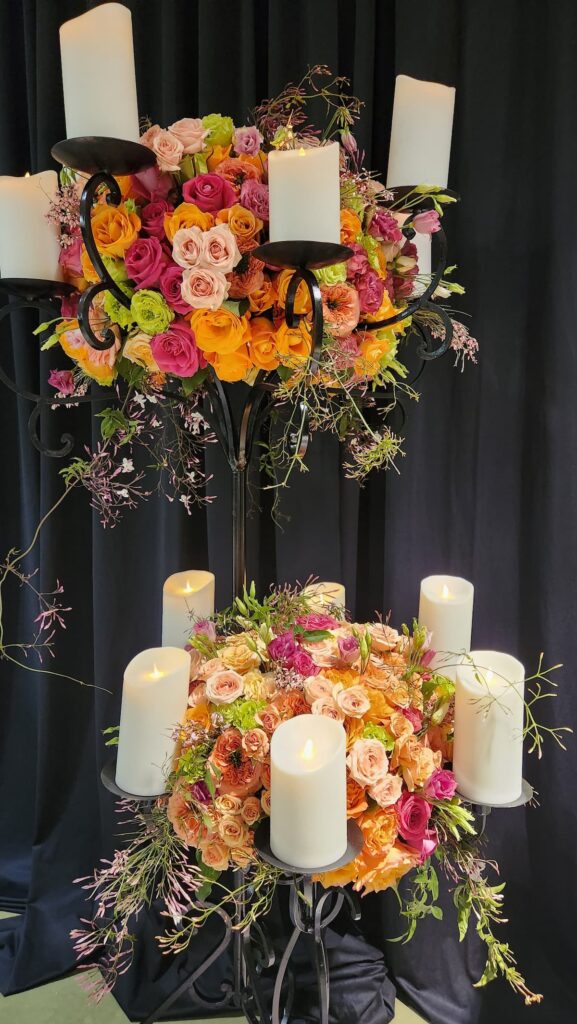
[241,796,262,825]
[199,836,229,872]
[181,266,229,310]
[228,257,265,300]
[216,204,263,252]
[214,157,262,194]
[320,283,360,338]
[340,208,362,246]
[261,790,271,815]
[206,669,244,704]
[248,317,279,371]
[190,307,251,355]
[275,691,311,719]
[256,704,282,735]
[241,728,269,760]
[231,844,255,869]
[347,738,389,787]
[91,203,141,258]
[219,759,262,799]
[211,729,242,772]
[164,203,214,243]
[347,777,368,817]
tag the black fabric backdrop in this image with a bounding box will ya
[0,1,576,1022]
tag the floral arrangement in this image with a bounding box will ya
[73,584,567,1005]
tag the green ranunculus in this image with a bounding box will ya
[102,256,129,285]
[314,263,347,286]
[202,113,234,147]
[359,233,382,271]
[104,290,135,329]
[130,289,174,336]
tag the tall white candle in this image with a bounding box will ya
[303,580,346,612]
[268,142,340,244]
[162,570,215,649]
[0,172,61,280]
[270,714,347,869]
[60,3,140,141]
[453,651,525,805]
[386,75,456,188]
[418,575,474,678]
[116,646,190,796]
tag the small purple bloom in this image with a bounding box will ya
[240,179,269,222]
[424,769,457,801]
[296,613,339,631]
[268,631,297,663]
[338,634,360,664]
[193,619,217,642]
[233,125,263,156]
[48,368,75,396]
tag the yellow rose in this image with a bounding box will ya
[243,670,276,701]
[91,202,141,258]
[164,202,214,242]
[189,307,251,355]
[220,638,261,674]
[122,332,160,372]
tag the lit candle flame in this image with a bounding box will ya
[24,171,30,178]
[183,581,195,594]
[149,663,163,680]
[298,147,306,157]
[441,584,452,600]
[302,739,315,761]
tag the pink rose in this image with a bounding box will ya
[180,266,229,310]
[150,320,203,377]
[141,124,184,172]
[182,173,236,212]
[205,669,245,704]
[311,696,344,722]
[233,125,263,156]
[268,631,297,663]
[125,237,167,289]
[201,224,241,274]
[412,210,441,234]
[347,738,389,787]
[291,648,318,677]
[334,684,371,719]
[168,117,209,155]
[302,638,339,668]
[369,773,403,808]
[346,243,370,281]
[241,728,270,760]
[296,613,339,630]
[356,269,386,314]
[338,635,360,664]
[172,226,204,269]
[403,707,423,733]
[197,657,226,681]
[304,675,334,704]
[141,199,173,239]
[396,791,432,845]
[159,264,193,315]
[59,236,82,275]
[240,180,269,222]
[130,165,172,202]
[424,769,457,801]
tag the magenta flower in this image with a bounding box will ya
[369,209,403,244]
[150,320,203,378]
[182,173,236,213]
[268,631,297,663]
[193,619,217,642]
[239,180,269,222]
[189,781,211,805]
[290,648,317,677]
[159,264,192,315]
[130,166,173,202]
[125,237,168,289]
[60,292,79,319]
[296,613,339,631]
[396,791,432,846]
[59,236,82,276]
[356,268,386,314]
[346,243,370,281]
[402,707,423,732]
[412,210,441,234]
[424,769,457,801]
[48,369,75,396]
[141,198,173,240]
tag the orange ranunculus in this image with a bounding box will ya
[347,777,368,817]
[340,208,362,246]
[274,269,312,315]
[355,842,420,895]
[354,329,397,378]
[164,202,215,242]
[228,256,265,300]
[206,144,232,171]
[214,157,262,193]
[390,733,442,791]
[80,246,100,283]
[205,344,253,382]
[274,320,312,368]
[364,687,396,724]
[345,717,365,751]
[248,274,277,314]
[357,806,398,859]
[248,317,280,372]
[189,307,251,355]
[216,204,263,252]
[90,202,140,258]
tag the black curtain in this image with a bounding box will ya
[1,1,576,1022]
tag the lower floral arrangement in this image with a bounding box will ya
[73,584,547,1006]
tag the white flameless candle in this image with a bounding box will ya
[268,142,340,244]
[386,75,456,188]
[418,575,474,678]
[0,172,61,281]
[162,570,215,649]
[303,581,346,611]
[453,651,525,805]
[60,3,140,142]
[270,714,347,869]
[115,646,190,796]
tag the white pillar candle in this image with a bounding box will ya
[453,651,525,805]
[268,142,340,244]
[0,172,62,281]
[303,581,346,611]
[270,714,347,870]
[116,646,191,796]
[386,75,456,188]
[162,570,215,649]
[60,3,140,142]
[418,575,474,678]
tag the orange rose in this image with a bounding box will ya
[91,202,140,258]
[274,269,312,315]
[216,204,263,252]
[390,733,442,791]
[427,722,454,763]
[167,790,203,846]
[354,329,398,377]
[275,690,311,719]
[189,307,251,355]
[228,256,265,300]
[80,246,100,284]
[114,175,137,200]
[199,835,230,872]
[248,317,280,371]
[205,344,253,382]
[206,144,232,171]
[364,687,396,724]
[274,320,312,368]
[357,806,398,858]
[347,777,368,818]
[248,274,277,314]
[362,290,408,329]
[238,152,267,177]
[340,208,362,246]
[315,859,359,889]
[185,701,212,731]
[345,717,365,751]
[354,842,420,895]
[164,202,214,242]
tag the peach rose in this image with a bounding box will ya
[199,835,229,872]
[122,332,161,372]
[248,317,279,371]
[347,738,389,787]
[181,266,229,310]
[164,202,214,243]
[347,776,368,817]
[206,669,244,704]
[167,790,203,846]
[389,710,414,739]
[261,762,271,790]
[241,728,270,760]
[302,638,340,668]
[217,815,250,848]
[168,117,208,154]
[311,696,345,722]
[261,790,271,815]
[390,734,442,791]
[188,682,207,707]
[216,204,263,252]
[141,125,184,172]
[91,203,141,258]
[256,704,282,735]
[241,796,262,825]
[333,684,371,719]
[220,639,261,674]
[304,674,334,704]
[357,806,398,859]
[201,223,241,274]
[189,307,251,355]
[172,226,204,269]
[231,844,255,868]
[197,657,226,681]
[205,345,253,382]
[214,794,243,815]
[369,773,403,808]
[367,623,404,653]
[354,842,419,895]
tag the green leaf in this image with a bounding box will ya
[96,407,138,444]
[221,299,243,317]
[181,368,209,395]
[116,357,147,388]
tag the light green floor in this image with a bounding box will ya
[0,913,427,1023]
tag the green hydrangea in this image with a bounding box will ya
[130,289,174,336]
[202,113,234,147]
[104,289,135,329]
[314,263,347,286]
[362,722,395,750]
[218,698,268,731]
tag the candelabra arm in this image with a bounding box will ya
[77,171,130,351]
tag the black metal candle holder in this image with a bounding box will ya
[459,778,535,836]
